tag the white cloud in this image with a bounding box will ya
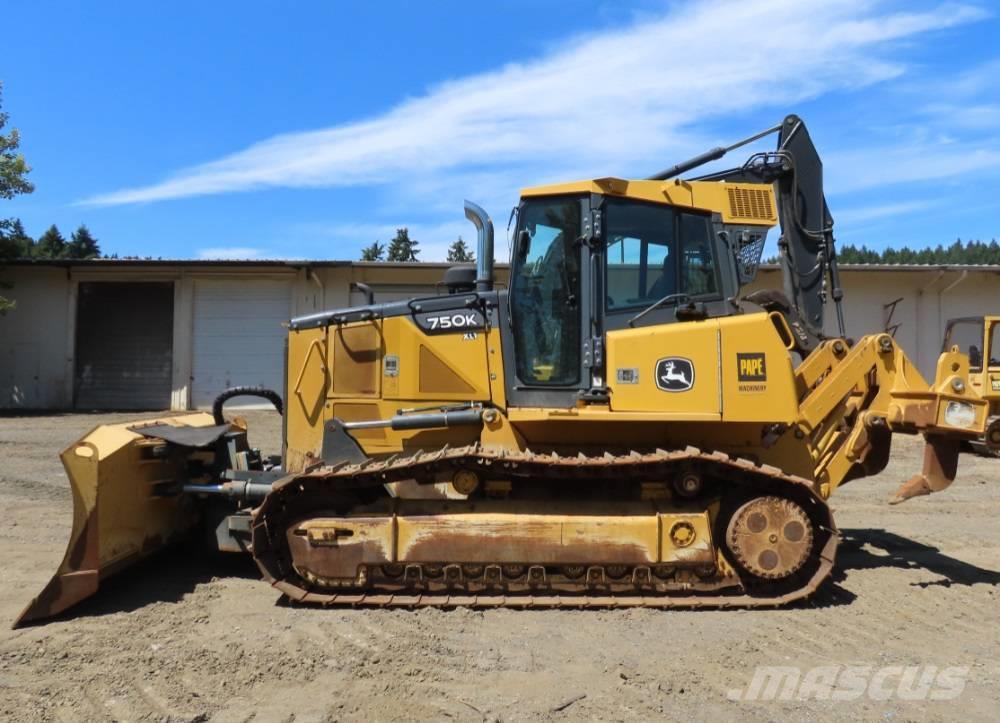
[827,146,1000,193]
[836,199,936,225]
[79,0,985,209]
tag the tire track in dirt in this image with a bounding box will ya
[1,412,997,721]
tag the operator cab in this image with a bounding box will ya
[943,316,1000,372]
[504,189,763,406]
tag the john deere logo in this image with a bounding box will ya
[655,357,694,392]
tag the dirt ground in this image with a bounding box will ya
[1,411,998,722]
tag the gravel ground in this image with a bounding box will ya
[1,411,998,722]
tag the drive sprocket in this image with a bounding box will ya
[726,495,814,579]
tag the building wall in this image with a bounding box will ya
[748,268,1000,377]
[2,262,997,410]
[0,267,72,408]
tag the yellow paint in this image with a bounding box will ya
[18,413,213,624]
[605,312,799,422]
[296,517,395,559]
[963,316,1000,409]
[380,316,491,402]
[485,327,508,409]
[291,507,720,569]
[329,321,382,398]
[286,327,329,471]
[719,313,799,422]
[273,189,989,505]
[521,178,778,226]
[396,512,660,563]
[659,511,715,564]
[607,319,720,416]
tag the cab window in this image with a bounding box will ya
[509,198,582,385]
[604,199,717,310]
[990,322,1000,368]
[680,212,718,296]
[943,319,985,371]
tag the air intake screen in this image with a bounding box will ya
[727,187,774,221]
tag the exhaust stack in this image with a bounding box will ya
[464,200,494,292]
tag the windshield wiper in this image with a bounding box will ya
[628,293,691,328]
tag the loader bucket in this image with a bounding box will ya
[14,413,222,627]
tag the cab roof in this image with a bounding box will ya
[520,177,778,227]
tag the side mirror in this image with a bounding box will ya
[516,229,531,259]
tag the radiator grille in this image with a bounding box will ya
[727,187,774,220]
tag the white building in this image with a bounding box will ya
[1,259,998,410]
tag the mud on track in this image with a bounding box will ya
[1,411,998,721]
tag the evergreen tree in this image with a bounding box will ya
[828,239,1000,265]
[0,217,33,259]
[67,224,101,259]
[446,235,474,263]
[0,225,19,260]
[35,224,67,258]
[386,228,419,262]
[946,238,964,263]
[360,240,385,261]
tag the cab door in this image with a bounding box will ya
[986,317,1000,401]
[943,318,987,396]
[504,195,591,408]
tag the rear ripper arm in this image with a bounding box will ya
[652,115,991,499]
[788,333,990,502]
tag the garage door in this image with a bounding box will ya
[75,281,174,410]
[191,278,291,409]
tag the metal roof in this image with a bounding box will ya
[1,258,996,272]
[1,258,350,268]
[0,258,515,270]
[758,263,1000,272]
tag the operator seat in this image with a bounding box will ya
[647,251,676,299]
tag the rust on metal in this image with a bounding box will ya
[726,496,814,578]
[251,445,839,608]
[889,434,960,504]
[14,414,216,628]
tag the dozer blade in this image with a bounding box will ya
[14,413,222,628]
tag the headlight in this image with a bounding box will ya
[944,401,976,429]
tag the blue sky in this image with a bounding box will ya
[3,0,999,261]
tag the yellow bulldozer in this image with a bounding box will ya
[17,115,997,626]
[940,315,1000,455]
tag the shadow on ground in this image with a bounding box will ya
[30,544,262,626]
[776,527,1000,609]
[23,527,999,624]
[838,528,1000,587]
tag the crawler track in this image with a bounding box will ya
[251,446,838,608]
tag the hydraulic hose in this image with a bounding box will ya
[212,386,284,425]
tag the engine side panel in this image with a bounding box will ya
[285,314,495,470]
[605,312,799,423]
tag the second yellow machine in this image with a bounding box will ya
[940,315,1000,455]
[19,115,995,625]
